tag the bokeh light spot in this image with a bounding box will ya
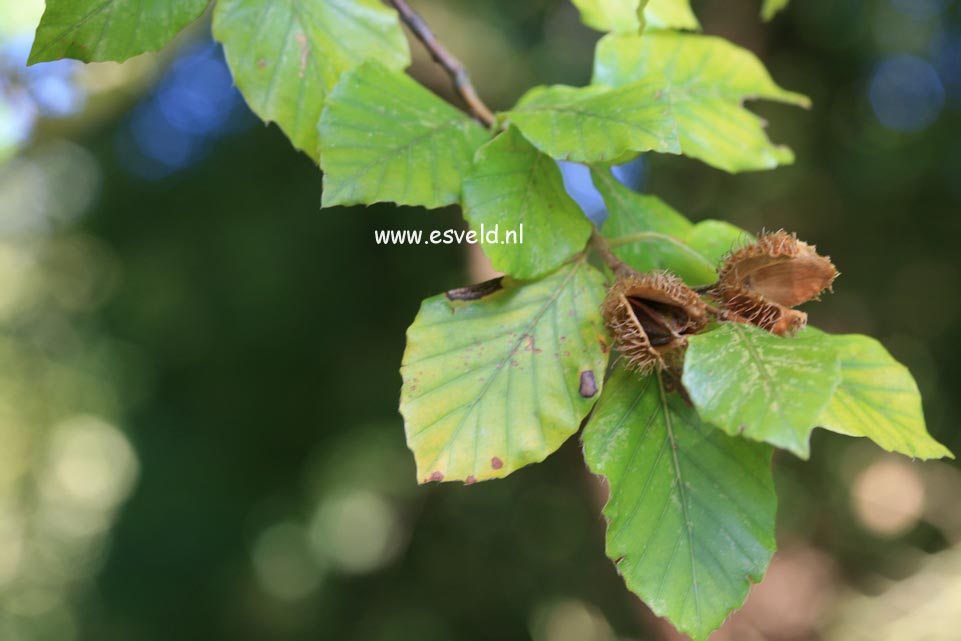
[530,599,613,641]
[251,522,322,602]
[46,415,139,510]
[308,489,403,575]
[115,42,251,181]
[869,55,945,132]
[851,458,925,536]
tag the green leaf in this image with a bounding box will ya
[682,324,841,458]
[592,168,715,285]
[594,168,691,238]
[504,81,679,164]
[645,0,700,30]
[213,0,410,156]
[592,168,753,285]
[593,32,810,172]
[583,366,776,641]
[761,0,790,20]
[571,0,647,33]
[572,0,699,33]
[28,0,208,64]
[816,332,953,460]
[318,62,489,209]
[401,259,610,483]
[682,219,753,266]
[462,127,592,279]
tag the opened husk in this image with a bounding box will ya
[602,271,707,374]
[711,231,837,336]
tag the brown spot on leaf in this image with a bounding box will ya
[256,58,266,69]
[429,471,444,482]
[445,277,504,301]
[598,335,609,353]
[465,475,476,485]
[491,457,503,470]
[579,370,598,398]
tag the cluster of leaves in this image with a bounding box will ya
[28,0,954,639]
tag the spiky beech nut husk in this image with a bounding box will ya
[712,231,836,336]
[717,230,838,307]
[602,270,708,374]
[719,289,808,336]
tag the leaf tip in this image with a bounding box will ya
[319,193,343,209]
[25,47,47,66]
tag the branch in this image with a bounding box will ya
[590,229,633,276]
[387,0,496,128]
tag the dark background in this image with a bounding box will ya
[1,0,959,640]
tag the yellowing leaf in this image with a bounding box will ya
[505,81,680,163]
[571,0,647,33]
[817,332,953,460]
[571,0,700,33]
[593,32,810,172]
[401,260,609,483]
[645,0,699,30]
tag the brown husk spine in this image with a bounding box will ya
[602,271,707,374]
[713,289,808,335]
